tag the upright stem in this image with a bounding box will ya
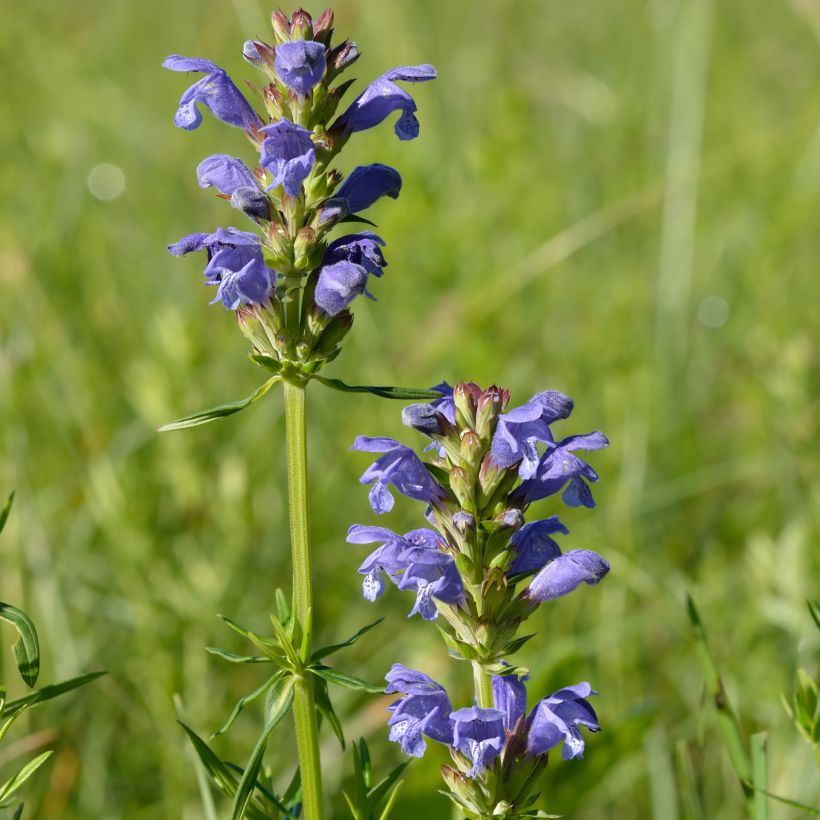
[472,661,494,710]
[283,378,324,820]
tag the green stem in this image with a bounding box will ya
[472,661,494,710]
[283,379,324,820]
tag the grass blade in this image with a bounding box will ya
[0,603,40,687]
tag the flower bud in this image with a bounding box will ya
[311,77,355,124]
[231,187,270,221]
[313,309,353,357]
[448,467,474,512]
[289,8,313,40]
[263,83,287,120]
[451,510,475,534]
[313,8,334,44]
[327,40,360,77]
[294,227,317,270]
[243,40,277,68]
[476,385,509,441]
[271,9,291,43]
[459,430,484,472]
[453,382,479,429]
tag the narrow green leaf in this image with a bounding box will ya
[2,671,105,718]
[177,722,279,820]
[250,354,282,374]
[313,677,345,749]
[368,760,410,807]
[352,738,367,812]
[0,602,40,687]
[309,665,383,693]
[159,376,279,432]
[377,779,405,820]
[359,737,372,789]
[11,804,24,820]
[686,594,753,804]
[742,783,820,815]
[341,789,360,820]
[750,732,768,820]
[231,676,295,820]
[205,647,270,665]
[0,492,13,535]
[312,376,444,401]
[218,616,286,665]
[311,618,383,662]
[268,613,300,669]
[212,672,284,738]
[274,589,291,627]
[0,751,53,801]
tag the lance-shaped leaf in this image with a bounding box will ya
[205,647,269,665]
[218,615,288,668]
[308,665,383,693]
[311,618,383,662]
[178,722,284,820]
[0,603,40,687]
[0,751,53,803]
[313,676,345,749]
[159,376,279,432]
[231,675,296,820]
[0,492,13,535]
[312,376,445,401]
[212,671,286,738]
[1,671,105,719]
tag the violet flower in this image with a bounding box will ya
[274,41,326,96]
[491,390,574,479]
[197,154,259,195]
[450,706,506,778]
[351,436,445,514]
[385,664,455,757]
[259,121,316,196]
[167,227,276,309]
[162,56,261,131]
[492,668,528,732]
[314,233,386,316]
[525,683,600,760]
[397,543,465,620]
[524,549,610,603]
[508,516,569,576]
[334,65,437,140]
[515,431,609,508]
[336,164,402,213]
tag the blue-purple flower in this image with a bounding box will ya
[275,41,326,96]
[314,233,386,316]
[397,543,465,620]
[385,664,455,757]
[351,436,445,514]
[516,431,609,508]
[525,683,600,760]
[197,154,259,195]
[402,382,456,438]
[491,391,574,479]
[336,164,402,213]
[167,227,276,309]
[451,706,507,777]
[259,121,316,196]
[508,516,569,575]
[162,56,261,131]
[492,668,528,732]
[334,65,437,140]
[524,549,610,603]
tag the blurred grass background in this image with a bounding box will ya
[0,0,818,816]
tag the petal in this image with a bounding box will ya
[197,154,258,195]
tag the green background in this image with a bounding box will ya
[0,0,818,816]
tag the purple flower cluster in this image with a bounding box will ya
[385,664,600,776]
[161,7,435,371]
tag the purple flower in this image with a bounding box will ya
[526,683,600,760]
[336,164,402,213]
[516,431,609,508]
[385,664,454,757]
[492,668,528,732]
[402,382,455,438]
[450,706,506,777]
[491,391,574,479]
[314,233,386,316]
[508,516,569,575]
[162,56,261,131]
[167,227,276,309]
[334,64,437,140]
[351,436,445,514]
[346,525,439,602]
[275,41,326,96]
[397,543,465,620]
[259,121,316,196]
[197,154,259,195]
[524,549,610,603]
